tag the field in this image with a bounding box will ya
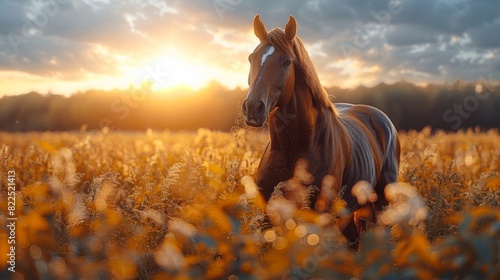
[1,127,499,279]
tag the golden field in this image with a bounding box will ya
[1,127,499,279]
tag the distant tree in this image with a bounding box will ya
[0,81,498,132]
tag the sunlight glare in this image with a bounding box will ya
[125,50,212,93]
[151,55,209,90]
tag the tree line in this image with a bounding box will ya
[0,80,498,132]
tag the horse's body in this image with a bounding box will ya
[243,15,400,244]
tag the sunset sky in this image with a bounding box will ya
[0,0,499,96]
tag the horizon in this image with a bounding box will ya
[1,1,499,97]
[2,78,496,98]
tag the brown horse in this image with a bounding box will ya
[242,15,401,245]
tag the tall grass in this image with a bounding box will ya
[1,128,499,279]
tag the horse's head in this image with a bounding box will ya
[242,15,298,127]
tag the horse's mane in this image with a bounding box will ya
[266,28,334,111]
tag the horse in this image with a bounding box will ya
[242,15,401,246]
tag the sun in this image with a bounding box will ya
[124,50,212,94]
[149,55,210,91]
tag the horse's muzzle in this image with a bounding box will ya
[242,99,267,127]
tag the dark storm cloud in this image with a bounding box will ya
[0,0,498,86]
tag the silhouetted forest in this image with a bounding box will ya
[0,80,499,132]
[328,80,500,131]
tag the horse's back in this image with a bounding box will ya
[336,103,398,148]
[335,103,400,210]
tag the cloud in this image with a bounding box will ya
[386,25,438,47]
[0,0,499,95]
[0,1,25,35]
[468,22,500,48]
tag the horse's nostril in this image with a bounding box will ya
[243,99,266,123]
[255,101,265,115]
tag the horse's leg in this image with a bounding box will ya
[353,203,376,240]
[374,130,400,211]
[348,155,398,250]
[337,214,360,250]
[374,161,399,212]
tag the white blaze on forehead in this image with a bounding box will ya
[261,46,275,66]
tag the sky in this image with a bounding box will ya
[0,0,499,96]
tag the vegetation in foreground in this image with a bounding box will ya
[1,128,499,279]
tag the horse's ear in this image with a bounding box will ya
[253,14,267,42]
[285,15,297,40]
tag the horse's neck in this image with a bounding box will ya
[268,79,322,152]
[268,74,350,189]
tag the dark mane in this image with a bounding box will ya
[266,28,334,111]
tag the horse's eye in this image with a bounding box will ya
[283,59,291,66]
